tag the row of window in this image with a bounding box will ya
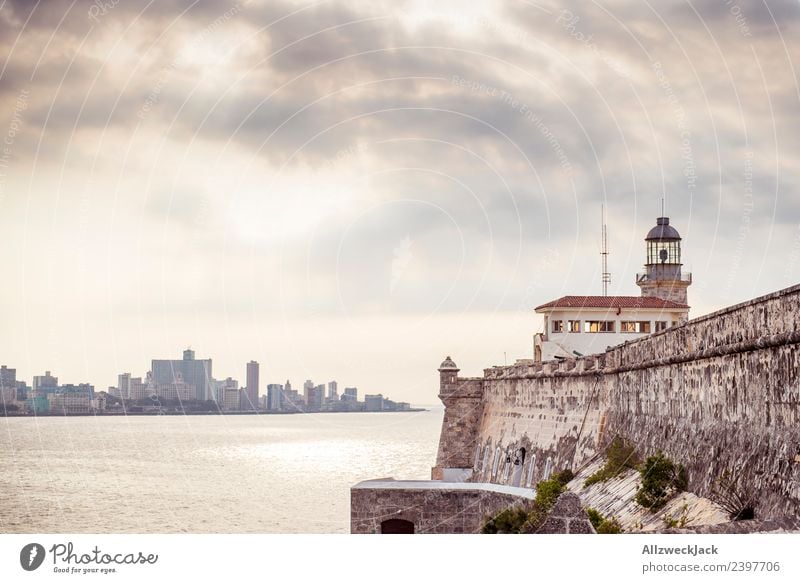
[551,319,672,334]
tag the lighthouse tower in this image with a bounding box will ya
[636,216,692,306]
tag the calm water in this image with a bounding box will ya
[0,409,442,533]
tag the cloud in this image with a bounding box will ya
[1,0,799,396]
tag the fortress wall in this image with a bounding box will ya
[463,284,800,519]
[432,378,483,480]
[351,483,532,534]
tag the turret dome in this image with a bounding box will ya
[646,217,681,241]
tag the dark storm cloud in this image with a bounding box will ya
[2,0,800,317]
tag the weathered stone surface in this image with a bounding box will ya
[566,460,729,532]
[350,480,534,534]
[651,517,800,534]
[352,284,800,533]
[471,284,800,520]
[535,493,596,534]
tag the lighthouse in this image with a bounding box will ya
[635,216,692,306]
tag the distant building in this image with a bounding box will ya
[156,372,195,401]
[267,384,283,411]
[129,376,151,400]
[303,379,314,403]
[216,377,239,411]
[32,371,58,392]
[2,366,27,407]
[282,381,304,412]
[0,365,16,388]
[343,387,358,400]
[364,394,384,412]
[327,380,338,401]
[306,385,324,411]
[244,360,259,411]
[48,384,94,414]
[152,348,212,401]
[117,373,132,399]
[0,385,17,411]
[218,388,240,411]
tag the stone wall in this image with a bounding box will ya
[432,377,483,479]
[456,283,800,520]
[350,480,533,534]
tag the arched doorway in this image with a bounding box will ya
[380,519,415,534]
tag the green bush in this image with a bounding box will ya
[481,468,573,534]
[635,452,688,511]
[535,475,566,509]
[596,516,623,534]
[584,437,639,487]
[480,506,529,534]
[586,507,604,530]
[585,507,623,533]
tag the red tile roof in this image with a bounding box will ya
[535,295,688,311]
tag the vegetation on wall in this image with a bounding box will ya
[586,507,623,534]
[662,503,690,529]
[481,469,574,534]
[635,452,688,511]
[584,436,640,487]
[710,471,756,521]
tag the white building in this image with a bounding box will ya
[217,387,240,411]
[534,215,691,362]
[48,391,91,414]
[157,381,195,401]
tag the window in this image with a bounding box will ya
[525,454,537,487]
[655,321,668,332]
[584,320,615,333]
[567,320,581,333]
[482,446,492,477]
[551,320,564,333]
[647,240,681,265]
[621,321,651,334]
[543,456,553,480]
[492,447,502,478]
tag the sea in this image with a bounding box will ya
[0,409,443,534]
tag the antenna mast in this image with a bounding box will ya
[601,204,611,296]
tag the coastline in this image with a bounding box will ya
[0,408,428,418]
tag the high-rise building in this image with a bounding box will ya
[117,373,132,399]
[327,380,338,401]
[304,385,324,411]
[0,365,16,388]
[152,348,212,401]
[343,387,358,401]
[33,371,58,392]
[267,384,283,411]
[245,360,259,411]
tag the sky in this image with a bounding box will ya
[1,0,799,404]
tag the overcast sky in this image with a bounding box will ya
[1,0,798,404]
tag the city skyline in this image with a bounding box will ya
[1,347,414,413]
[2,0,799,405]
